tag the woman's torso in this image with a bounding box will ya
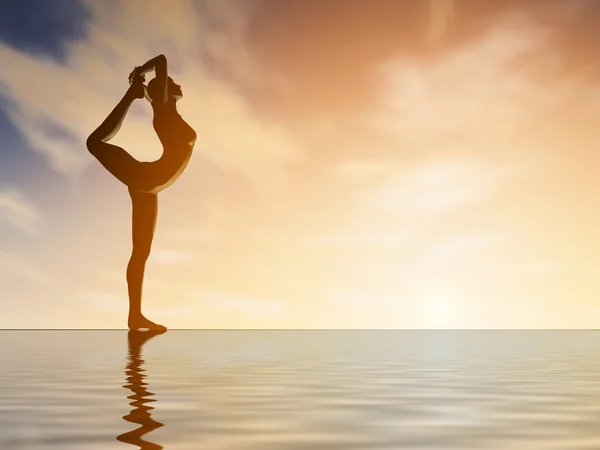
[147,108,196,193]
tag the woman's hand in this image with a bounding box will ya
[128,67,146,99]
[128,67,144,83]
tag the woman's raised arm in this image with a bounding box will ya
[135,54,168,104]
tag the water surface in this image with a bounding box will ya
[1,330,600,449]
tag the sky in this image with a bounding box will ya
[2,0,600,328]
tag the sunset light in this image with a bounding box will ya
[2,0,600,329]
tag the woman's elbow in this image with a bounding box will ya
[86,134,99,154]
[86,133,107,154]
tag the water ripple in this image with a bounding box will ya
[1,331,600,449]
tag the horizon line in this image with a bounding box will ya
[0,328,598,331]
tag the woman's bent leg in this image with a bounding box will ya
[86,89,148,189]
[87,139,145,188]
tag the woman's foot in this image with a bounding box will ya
[128,314,167,332]
[127,328,166,347]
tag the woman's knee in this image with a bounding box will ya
[130,248,151,264]
[86,134,102,157]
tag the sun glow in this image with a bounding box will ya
[422,294,456,328]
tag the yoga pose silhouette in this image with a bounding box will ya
[87,55,196,331]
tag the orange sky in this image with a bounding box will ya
[2,0,600,328]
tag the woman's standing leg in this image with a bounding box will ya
[127,188,165,331]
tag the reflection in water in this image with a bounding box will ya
[117,330,166,450]
[4,331,600,448]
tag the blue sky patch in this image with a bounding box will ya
[0,0,89,62]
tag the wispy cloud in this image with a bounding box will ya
[0,251,53,285]
[0,190,42,234]
[80,290,124,313]
[304,231,409,246]
[427,0,455,43]
[373,17,563,139]
[191,288,286,319]
[335,157,524,217]
[371,158,519,215]
[151,248,197,265]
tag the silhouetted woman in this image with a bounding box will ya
[87,55,196,331]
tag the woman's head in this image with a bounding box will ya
[147,76,182,103]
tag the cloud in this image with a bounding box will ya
[335,157,523,217]
[372,159,514,214]
[0,44,109,174]
[304,231,409,246]
[372,16,564,139]
[80,290,124,313]
[412,232,506,269]
[0,251,54,285]
[154,228,216,244]
[0,190,42,234]
[191,288,286,319]
[427,0,455,43]
[326,18,565,219]
[332,159,400,181]
[151,248,197,265]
